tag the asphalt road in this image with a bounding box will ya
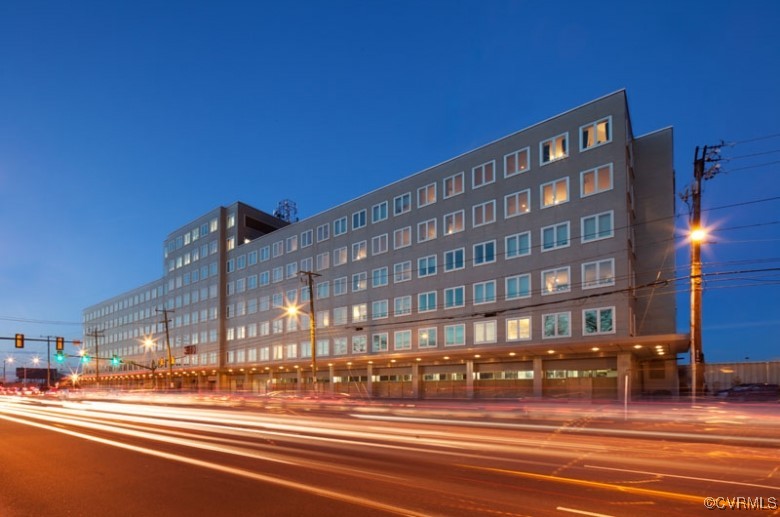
[0,395,778,516]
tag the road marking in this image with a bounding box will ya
[459,464,702,504]
[0,413,430,517]
[584,464,780,491]
[556,507,615,517]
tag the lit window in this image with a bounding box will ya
[580,117,611,151]
[507,317,531,341]
[583,307,615,335]
[417,183,437,208]
[443,210,465,235]
[541,178,569,208]
[474,321,497,344]
[352,240,367,261]
[581,163,613,197]
[418,328,437,348]
[352,303,367,322]
[505,189,530,218]
[542,267,571,295]
[333,247,347,266]
[504,147,530,177]
[286,235,298,253]
[540,133,568,164]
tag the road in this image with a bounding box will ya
[0,395,778,516]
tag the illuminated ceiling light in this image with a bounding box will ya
[347,361,353,366]
[443,356,450,360]
[509,352,516,357]
[474,354,481,358]
[547,349,555,354]
[634,344,643,349]
[415,358,422,362]
[591,347,600,352]
[390,359,397,363]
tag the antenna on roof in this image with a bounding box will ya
[273,199,298,223]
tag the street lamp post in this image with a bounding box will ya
[288,270,321,391]
[3,357,13,385]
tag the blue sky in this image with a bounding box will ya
[1,1,778,365]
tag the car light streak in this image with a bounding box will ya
[0,412,432,517]
[584,464,780,491]
[460,464,706,504]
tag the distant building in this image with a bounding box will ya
[82,90,687,400]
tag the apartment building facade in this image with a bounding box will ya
[82,90,688,400]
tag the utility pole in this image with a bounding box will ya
[299,270,321,390]
[682,143,723,403]
[86,328,104,387]
[156,308,175,389]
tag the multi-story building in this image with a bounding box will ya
[82,90,688,400]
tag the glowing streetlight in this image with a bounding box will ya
[690,224,708,403]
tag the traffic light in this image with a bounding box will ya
[81,354,90,363]
[15,333,24,348]
[55,351,65,363]
[55,337,64,351]
[111,355,120,366]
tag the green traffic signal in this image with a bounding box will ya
[111,355,120,366]
[81,354,90,363]
[55,351,65,363]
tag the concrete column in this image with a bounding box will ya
[617,352,633,402]
[328,364,335,393]
[465,360,474,399]
[411,362,420,399]
[296,368,304,392]
[533,356,543,398]
[366,363,373,399]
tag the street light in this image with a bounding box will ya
[143,337,160,390]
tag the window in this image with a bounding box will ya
[505,189,530,218]
[418,183,436,207]
[444,248,465,272]
[286,235,298,253]
[333,337,347,355]
[393,296,411,316]
[413,218,436,243]
[301,230,313,248]
[582,211,614,242]
[352,303,368,322]
[582,259,615,289]
[316,281,330,299]
[443,172,464,199]
[372,299,388,319]
[394,193,411,216]
[418,255,436,277]
[272,241,283,258]
[507,317,531,341]
[394,261,412,283]
[286,262,298,279]
[333,307,347,325]
[418,291,436,313]
[352,209,367,230]
[394,330,412,350]
[541,222,570,251]
[444,324,465,346]
[583,307,615,335]
[542,267,571,295]
[473,280,496,305]
[543,312,571,338]
[272,266,283,283]
[444,286,465,308]
[371,234,388,255]
[334,217,348,236]
[443,210,465,235]
[474,321,497,344]
[506,232,531,259]
[352,240,367,261]
[372,267,388,287]
[581,164,613,197]
[316,251,330,271]
[418,328,437,348]
[473,240,496,266]
[372,333,388,352]
[352,335,367,353]
[472,200,496,227]
[580,116,611,151]
[260,246,270,261]
[506,274,531,300]
[333,247,347,266]
[394,227,411,249]
[504,147,530,177]
[316,223,330,242]
[541,178,569,208]
[472,160,495,189]
[352,272,367,292]
[540,133,568,164]
[333,277,347,296]
[372,201,388,223]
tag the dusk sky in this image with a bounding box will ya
[1,1,778,364]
